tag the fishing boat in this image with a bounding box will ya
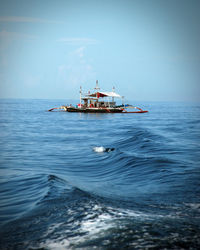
[48,80,148,113]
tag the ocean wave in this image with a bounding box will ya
[1,100,200,249]
[0,174,48,225]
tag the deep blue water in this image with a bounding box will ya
[0,99,200,249]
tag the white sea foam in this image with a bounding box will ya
[185,203,200,210]
[40,239,71,250]
[80,213,114,235]
[93,146,106,153]
[93,146,114,153]
[38,204,167,250]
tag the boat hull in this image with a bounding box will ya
[121,110,148,113]
[66,107,123,113]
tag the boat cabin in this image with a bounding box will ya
[79,80,122,109]
[82,97,116,108]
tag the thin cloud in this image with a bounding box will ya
[57,37,98,45]
[0,16,63,24]
[0,30,38,40]
[74,47,85,58]
[57,46,96,88]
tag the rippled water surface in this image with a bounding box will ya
[0,99,200,249]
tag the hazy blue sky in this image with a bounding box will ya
[0,0,199,101]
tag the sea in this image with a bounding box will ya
[0,99,200,249]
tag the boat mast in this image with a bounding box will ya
[95,80,100,99]
[95,80,100,91]
[112,86,115,103]
[79,86,82,107]
[122,96,125,107]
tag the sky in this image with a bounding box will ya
[0,0,199,102]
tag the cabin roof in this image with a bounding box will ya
[87,91,121,98]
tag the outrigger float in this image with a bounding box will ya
[48,80,148,113]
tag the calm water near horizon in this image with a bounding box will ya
[0,99,200,249]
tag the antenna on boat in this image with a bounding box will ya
[112,86,115,102]
[95,80,100,91]
[122,96,125,107]
[79,86,82,108]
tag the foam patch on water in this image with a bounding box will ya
[37,204,166,250]
[93,146,115,153]
[185,203,200,210]
[93,146,106,153]
[40,239,71,250]
[80,212,115,235]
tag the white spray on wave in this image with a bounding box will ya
[93,146,115,153]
